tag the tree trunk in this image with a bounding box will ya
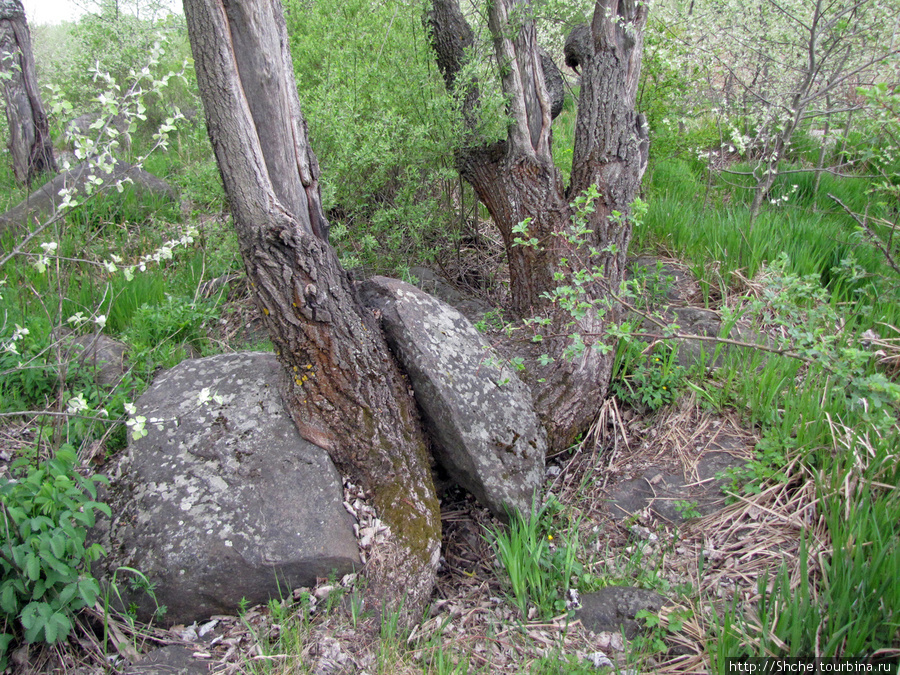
[428,0,648,451]
[0,0,57,185]
[182,0,440,625]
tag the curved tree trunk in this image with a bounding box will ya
[0,0,57,185]
[182,0,440,625]
[428,0,648,451]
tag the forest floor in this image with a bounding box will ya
[3,256,818,675]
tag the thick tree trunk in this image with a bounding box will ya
[182,0,440,624]
[0,0,57,185]
[428,0,648,451]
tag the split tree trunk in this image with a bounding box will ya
[428,0,648,451]
[0,0,57,185]
[182,0,440,624]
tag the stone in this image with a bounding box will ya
[123,646,211,675]
[627,256,700,307]
[670,307,766,370]
[408,266,491,323]
[0,160,177,236]
[622,256,768,371]
[93,352,359,625]
[607,450,744,523]
[60,332,128,388]
[576,586,668,638]
[65,112,132,153]
[359,277,547,520]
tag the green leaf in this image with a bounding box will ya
[86,501,112,519]
[25,553,40,581]
[30,579,47,601]
[49,534,66,560]
[42,615,57,643]
[0,583,19,614]
[57,583,77,608]
[77,578,100,607]
[0,633,13,668]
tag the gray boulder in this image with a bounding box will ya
[359,277,547,520]
[0,160,177,236]
[94,352,359,625]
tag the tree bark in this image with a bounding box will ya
[428,0,648,451]
[0,0,57,185]
[182,0,440,624]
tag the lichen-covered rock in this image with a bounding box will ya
[94,352,359,625]
[359,277,547,520]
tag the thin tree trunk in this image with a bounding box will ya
[428,0,648,451]
[813,94,832,196]
[182,0,440,625]
[0,0,57,185]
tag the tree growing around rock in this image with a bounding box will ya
[182,0,648,622]
[0,0,57,185]
[181,0,440,624]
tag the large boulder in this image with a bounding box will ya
[0,160,177,236]
[359,277,547,520]
[94,352,359,625]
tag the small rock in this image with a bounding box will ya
[585,651,614,668]
[576,586,668,639]
[123,646,211,675]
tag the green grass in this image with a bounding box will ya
[485,496,582,620]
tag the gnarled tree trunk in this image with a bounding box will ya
[0,0,57,185]
[182,0,440,625]
[428,0,648,451]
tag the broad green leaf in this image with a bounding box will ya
[25,553,40,581]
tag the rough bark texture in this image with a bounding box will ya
[0,0,57,185]
[428,0,648,451]
[182,0,440,624]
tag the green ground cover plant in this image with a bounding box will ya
[0,446,109,668]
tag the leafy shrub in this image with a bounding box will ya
[284,0,460,273]
[0,447,109,668]
[0,321,57,413]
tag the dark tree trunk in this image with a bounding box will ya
[428,0,648,451]
[182,0,440,624]
[0,0,57,185]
